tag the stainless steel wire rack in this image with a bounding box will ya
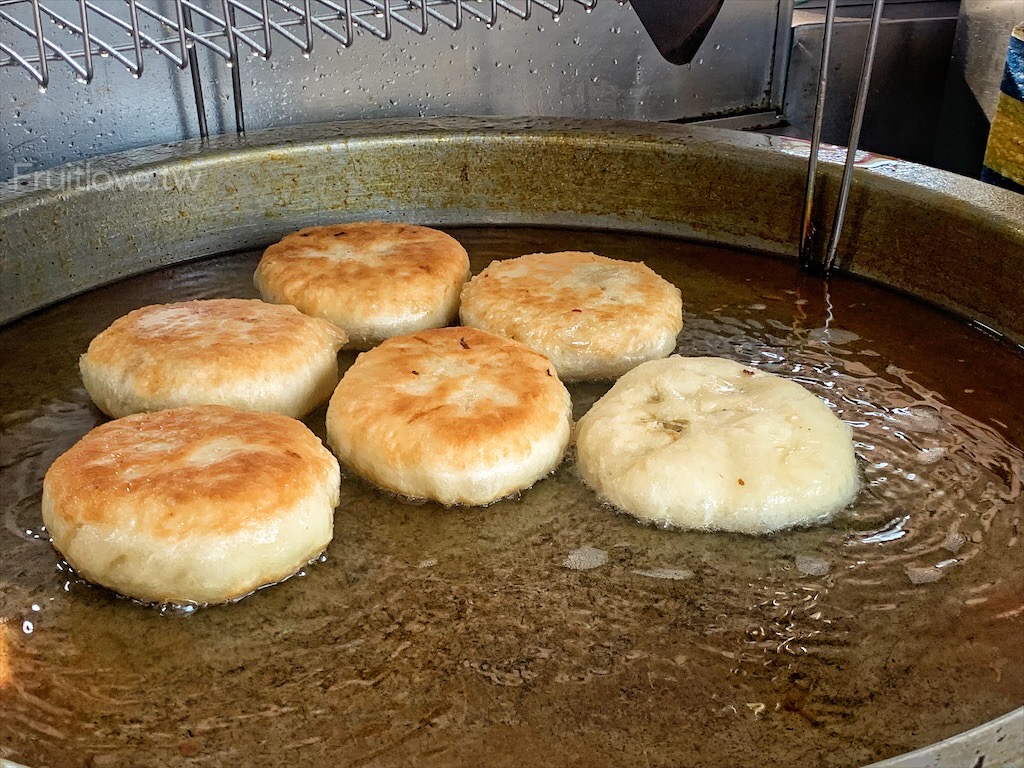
[0,0,599,90]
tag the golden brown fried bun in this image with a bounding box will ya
[575,357,860,533]
[254,222,471,349]
[325,327,572,505]
[41,405,341,605]
[80,298,347,419]
[459,251,683,381]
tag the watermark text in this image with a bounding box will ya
[10,161,204,193]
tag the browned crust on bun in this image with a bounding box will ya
[326,327,572,505]
[80,298,347,418]
[254,222,470,349]
[42,405,340,604]
[459,251,683,381]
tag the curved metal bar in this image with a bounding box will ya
[76,0,92,82]
[822,0,885,274]
[30,0,47,88]
[800,0,886,276]
[798,0,836,271]
[180,4,209,140]
[225,0,246,135]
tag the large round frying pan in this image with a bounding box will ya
[1,117,1022,767]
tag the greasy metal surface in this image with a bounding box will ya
[2,118,1023,345]
[783,8,958,166]
[1,1,787,179]
[1,228,1022,768]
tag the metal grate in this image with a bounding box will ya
[0,0,599,91]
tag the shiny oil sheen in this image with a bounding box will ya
[1,227,1022,768]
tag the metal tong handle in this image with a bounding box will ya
[799,0,886,276]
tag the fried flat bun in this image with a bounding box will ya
[41,405,341,605]
[326,327,573,505]
[575,357,860,533]
[254,221,470,349]
[459,251,683,381]
[80,298,347,419]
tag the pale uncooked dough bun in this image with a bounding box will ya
[458,251,683,381]
[575,357,860,533]
[41,405,341,605]
[326,327,572,505]
[80,298,347,419]
[254,221,471,349]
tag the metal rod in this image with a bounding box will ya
[798,0,836,271]
[389,0,428,34]
[302,0,314,54]
[30,0,48,89]
[344,0,354,42]
[821,0,885,274]
[169,0,189,68]
[125,0,144,77]
[424,0,461,30]
[260,0,272,59]
[418,0,428,34]
[226,1,246,135]
[264,0,325,52]
[77,0,93,82]
[79,2,181,66]
[218,1,271,58]
[181,5,209,140]
[152,2,232,59]
[496,0,530,21]
[19,4,90,80]
[462,0,498,25]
